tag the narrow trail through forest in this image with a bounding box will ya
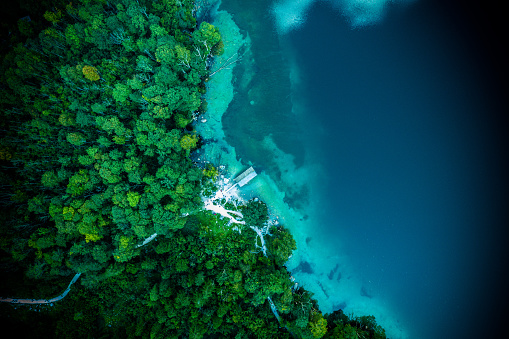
[0,273,81,305]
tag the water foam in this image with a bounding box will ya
[271,0,416,33]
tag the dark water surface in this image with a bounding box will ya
[289,1,508,338]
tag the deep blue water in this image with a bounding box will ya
[288,1,508,338]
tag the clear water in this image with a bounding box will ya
[210,0,509,337]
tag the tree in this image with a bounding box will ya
[192,21,221,57]
[113,235,138,263]
[242,199,269,228]
[41,170,60,188]
[66,170,90,196]
[66,132,86,146]
[180,133,198,151]
[112,83,132,103]
[81,65,100,81]
[309,312,328,338]
[126,191,141,207]
[65,24,83,51]
[268,226,297,266]
[155,44,175,65]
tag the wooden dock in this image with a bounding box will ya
[226,167,257,192]
[234,166,257,187]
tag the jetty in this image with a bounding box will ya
[225,166,257,192]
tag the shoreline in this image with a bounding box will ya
[194,1,333,315]
[194,5,248,179]
[194,3,407,338]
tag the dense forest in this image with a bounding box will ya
[0,0,386,338]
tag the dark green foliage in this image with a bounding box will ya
[0,0,209,281]
[322,310,386,339]
[242,199,269,227]
[268,225,298,266]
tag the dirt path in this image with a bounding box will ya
[0,273,81,305]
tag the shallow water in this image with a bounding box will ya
[210,0,509,338]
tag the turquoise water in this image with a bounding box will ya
[206,0,509,338]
